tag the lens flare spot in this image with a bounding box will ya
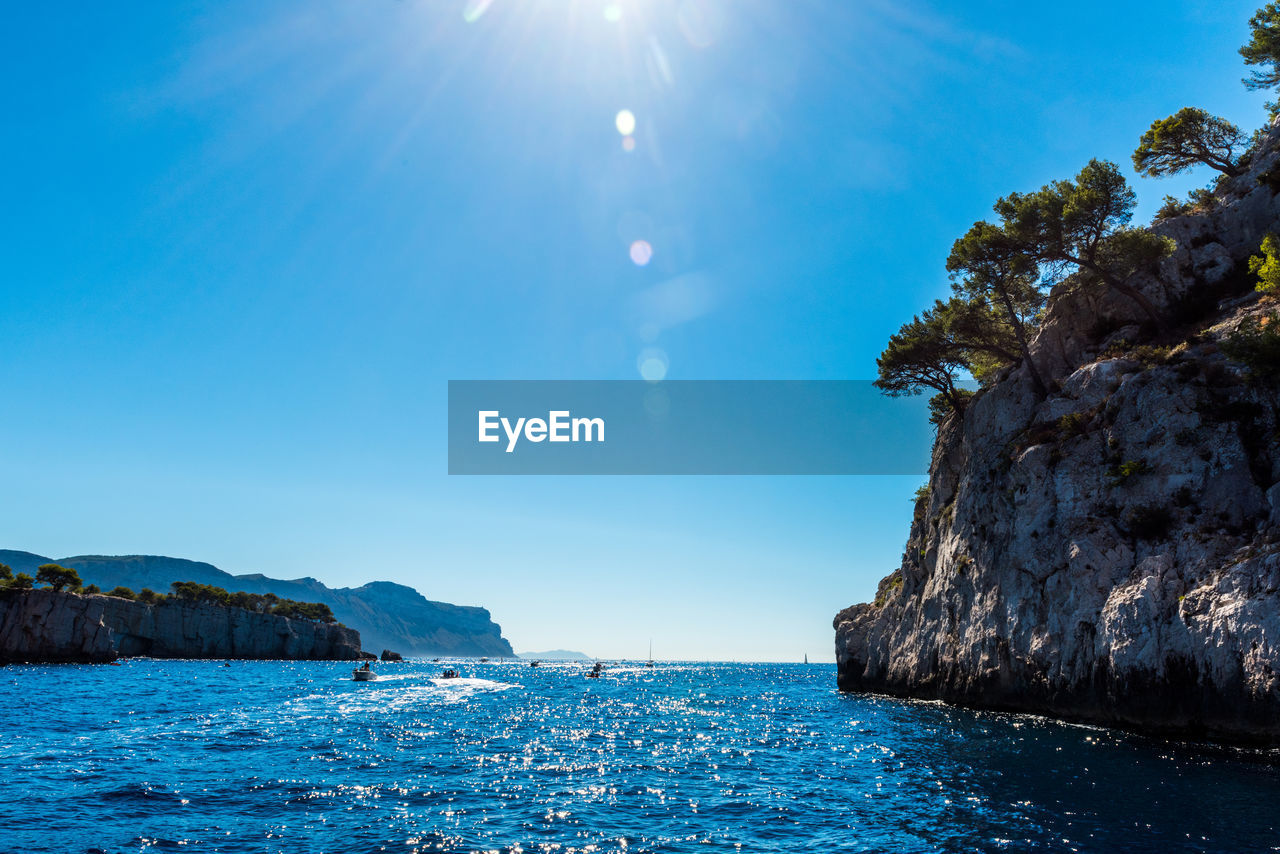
[615,109,637,136]
[603,3,623,23]
[629,240,653,266]
[644,386,670,417]
[638,349,669,382]
[462,0,495,23]
[622,135,636,152]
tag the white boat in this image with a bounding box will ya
[352,668,378,681]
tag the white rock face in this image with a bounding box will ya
[835,123,1280,744]
[0,590,362,662]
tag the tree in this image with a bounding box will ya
[874,298,1016,418]
[1132,108,1245,178]
[1241,3,1280,91]
[36,563,82,592]
[993,159,1175,332]
[170,581,232,606]
[107,586,135,599]
[137,588,163,604]
[10,573,34,590]
[1249,233,1280,294]
[939,295,1024,382]
[876,305,970,415]
[82,584,101,595]
[0,564,11,584]
[947,221,1049,395]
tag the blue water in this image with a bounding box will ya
[2,661,1279,853]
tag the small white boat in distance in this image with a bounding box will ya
[352,668,378,681]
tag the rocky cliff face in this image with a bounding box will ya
[0,589,362,663]
[0,551,514,658]
[835,123,1280,745]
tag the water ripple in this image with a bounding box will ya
[1,661,1279,852]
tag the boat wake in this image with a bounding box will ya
[429,677,518,691]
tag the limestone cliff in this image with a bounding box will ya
[0,589,362,663]
[0,551,514,658]
[835,122,1280,744]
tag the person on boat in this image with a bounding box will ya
[361,661,371,671]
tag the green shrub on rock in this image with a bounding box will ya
[1248,235,1280,295]
[1108,459,1152,486]
[1221,313,1280,379]
[1155,196,1193,220]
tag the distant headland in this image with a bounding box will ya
[0,584,362,663]
[0,550,513,659]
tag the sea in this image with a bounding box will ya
[2,660,1278,853]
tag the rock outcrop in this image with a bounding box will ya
[0,589,362,663]
[835,122,1280,745]
[0,551,514,658]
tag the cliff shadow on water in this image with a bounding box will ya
[836,118,1280,747]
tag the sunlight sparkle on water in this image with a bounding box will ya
[629,240,653,266]
[6,661,1280,851]
[615,109,637,137]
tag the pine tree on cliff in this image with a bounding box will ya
[993,159,1174,333]
[1242,3,1280,97]
[946,221,1049,396]
[875,297,1018,417]
[1132,108,1246,178]
[35,563,81,592]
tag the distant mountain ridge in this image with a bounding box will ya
[0,550,513,658]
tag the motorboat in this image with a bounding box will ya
[529,660,541,667]
[352,668,378,682]
[441,668,460,679]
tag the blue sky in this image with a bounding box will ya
[0,0,1270,660]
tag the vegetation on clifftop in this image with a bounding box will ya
[875,4,1280,424]
[0,562,336,624]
